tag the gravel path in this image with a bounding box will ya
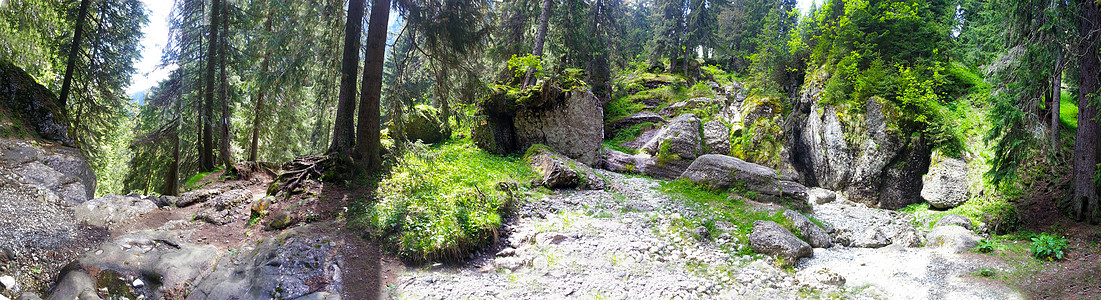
[392,171,1021,299]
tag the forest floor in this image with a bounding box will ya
[386,170,1024,300]
[1006,192,1101,299]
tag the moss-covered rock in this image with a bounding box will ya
[396,104,446,144]
[0,60,73,145]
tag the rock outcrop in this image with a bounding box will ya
[748,221,812,267]
[936,214,974,230]
[702,120,730,155]
[600,148,692,180]
[788,67,932,209]
[0,61,73,146]
[679,154,808,210]
[783,210,831,248]
[396,104,446,144]
[605,111,665,137]
[922,154,970,209]
[525,146,605,190]
[73,194,157,227]
[475,81,604,165]
[641,113,702,160]
[925,225,981,253]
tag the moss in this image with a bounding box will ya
[523,144,555,162]
[655,140,680,168]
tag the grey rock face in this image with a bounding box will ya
[807,188,837,204]
[748,221,812,267]
[471,115,516,155]
[600,148,692,180]
[702,120,730,155]
[606,111,665,137]
[0,61,74,146]
[925,225,981,253]
[641,113,702,160]
[194,189,253,225]
[783,210,831,248]
[514,88,604,166]
[189,225,343,300]
[0,139,95,205]
[0,166,77,259]
[176,187,227,207]
[922,156,970,209]
[526,147,605,190]
[812,201,920,248]
[792,78,933,209]
[73,194,158,227]
[936,214,973,230]
[679,155,808,209]
[49,230,221,300]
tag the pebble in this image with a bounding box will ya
[133,278,145,288]
[0,293,9,300]
[0,275,14,290]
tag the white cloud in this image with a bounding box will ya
[126,0,176,96]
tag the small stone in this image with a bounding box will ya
[535,232,568,246]
[0,275,14,290]
[496,248,516,257]
[133,278,145,288]
[0,293,9,300]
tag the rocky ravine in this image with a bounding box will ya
[394,170,1023,300]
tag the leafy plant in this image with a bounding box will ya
[508,54,543,79]
[975,239,996,253]
[1030,233,1068,261]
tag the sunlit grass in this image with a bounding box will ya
[659,180,797,256]
[357,138,537,262]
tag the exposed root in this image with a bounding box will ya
[272,155,327,197]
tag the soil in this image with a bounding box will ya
[1012,193,1101,300]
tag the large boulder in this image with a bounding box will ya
[922,154,970,209]
[194,189,254,225]
[0,61,73,146]
[472,116,516,155]
[936,214,974,230]
[605,111,665,138]
[783,210,831,248]
[513,86,604,166]
[600,148,691,180]
[0,138,95,205]
[641,113,702,160]
[925,225,981,253]
[188,225,344,300]
[48,230,221,300]
[748,221,812,267]
[679,154,808,209]
[73,194,158,227]
[525,146,605,190]
[396,104,446,144]
[702,120,730,155]
[790,74,932,209]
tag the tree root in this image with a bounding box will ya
[271,154,327,196]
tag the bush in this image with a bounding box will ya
[360,139,537,262]
[1030,233,1068,261]
[975,239,996,253]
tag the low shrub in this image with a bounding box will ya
[1030,232,1068,261]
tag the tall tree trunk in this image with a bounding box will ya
[200,0,221,172]
[329,0,366,156]
[218,2,234,173]
[355,0,391,172]
[1052,47,1062,151]
[59,0,91,107]
[1072,0,1101,222]
[435,66,451,137]
[524,0,552,86]
[249,16,272,162]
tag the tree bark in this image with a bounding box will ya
[355,0,391,172]
[1052,47,1062,151]
[59,0,91,107]
[200,0,221,172]
[523,0,552,86]
[249,16,272,162]
[218,1,234,172]
[435,66,451,137]
[1072,0,1101,222]
[329,0,367,156]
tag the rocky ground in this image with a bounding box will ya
[391,170,1022,300]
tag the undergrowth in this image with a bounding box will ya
[356,139,538,262]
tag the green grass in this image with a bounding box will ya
[183,167,223,191]
[605,122,655,153]
[357,138,538,262]
[901,193,1017,232]
[659,180,797,256]
[1059,90,1078,130]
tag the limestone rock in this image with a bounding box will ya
[605,111,665,137]
[936,214,973,230]
[73,194,157,227]
[194,189,253,225]
[525,146,605,190]
[0,166,77,259]
[807,188,837,205]
[812,202,919,248]
[925,225,981,253]
[922,155,970,209]
[679,154,808,209]
[783,210,831,248]
[702,120,730,155]
[748,221,812,267]
[600,148,691,180]
[176,187,226,207]
[514,87,604,166]
[0,275,14,290]
[641,113,702,160]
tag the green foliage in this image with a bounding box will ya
[606,122,655,154]
[507,54,543,79]
[603,97,647,123]
[902,193,1018,233]
[976,239,996,253]
[1029,233,1067,261]
[360,139,537,262]
[655,140,680,167]
[659,180,795,256]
